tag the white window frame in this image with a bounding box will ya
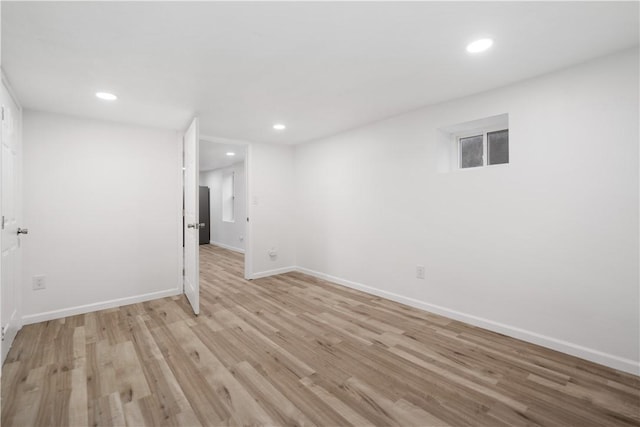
[222,171,235,223]
[456,125,509,169]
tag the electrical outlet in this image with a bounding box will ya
[33,275,46,290]
[416,266,425,280]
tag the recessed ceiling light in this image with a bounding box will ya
[226,152,236,156]
[466,38,493,54]
[96,92,117,101]
[273,123,286,131]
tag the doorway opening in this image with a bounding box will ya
[197,138,249,289]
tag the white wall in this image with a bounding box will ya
[294,49,640,373]
[200,161,246,252]
[249,142,296,277]
[22,111,183,323]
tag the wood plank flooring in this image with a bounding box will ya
[2,244,639,426]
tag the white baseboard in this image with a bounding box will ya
[251,266,296,279]
[295,266,640,376]
[210,241,245,254]
[22,287,183,325]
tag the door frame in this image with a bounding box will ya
[1,71,24,364]
[199,134,253,280]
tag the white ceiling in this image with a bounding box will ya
[2,2,638,145]
[200,140,246,172]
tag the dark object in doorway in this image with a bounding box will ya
[199,186,210,245]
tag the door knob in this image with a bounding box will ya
[17,228,28,235]
[187,223,196,229]
[187,223,205,229]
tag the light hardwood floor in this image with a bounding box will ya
[2,244,639,426]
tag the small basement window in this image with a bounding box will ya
[436,113,509,173]
[222,171,235,222]
[458,128,509,169]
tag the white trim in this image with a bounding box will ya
[251,266,296,280]
[210,241,245,254]
[295,266,640,375]
[177,130,185,293]
[244,143,253,280]
[22,287,182,325]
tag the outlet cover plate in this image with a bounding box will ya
[33,275,46,290]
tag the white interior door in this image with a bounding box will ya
[183,118,199,315]
[1,81,22,363]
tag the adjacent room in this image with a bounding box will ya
[199,140,247,256]
[0,2,638,426]
[199,139,249,295]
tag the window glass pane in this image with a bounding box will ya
[222,172,234,222]
[488,129,509,165]
[459,135,483,168]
